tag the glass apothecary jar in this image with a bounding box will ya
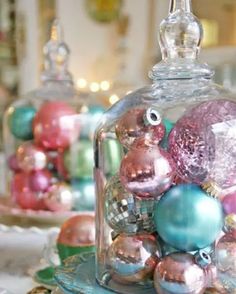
[3,20,120,213]
[95,1,236,293]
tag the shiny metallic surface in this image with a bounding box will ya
[116,107,165,149]
[43,183,73,212]
[105,174,155,234]
[16,142,47,172]
[57,214,95,247]
[154,253,207,294]
[154,184,223,251]
[108,234,160,284]
[120,143,175,198]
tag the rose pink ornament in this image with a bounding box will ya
[33,101,79,150]
[222,192,236,215]
[154,253,207,294]
[116,107,165,148]
[57,214,95,247]
[29,169,52,192]
[120,139,175,198]
[16,142,47,172]
[11,172,45,210]
[169,99,236,186]
[108,233,160,284]
[43,182,73,212]
[8,154,21,172]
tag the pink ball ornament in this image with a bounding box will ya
[154,253,207,294]
[16,142,47,172]
[43,182,73,212]
[169,99,236,186]
[57,214,95,247]
[11,172,45,210]
[29,169,52,192]
[222,192,236,215]
[8,154,21,172]
[33,101,79,150]
[116,107,165,148]
[120,139,175,198]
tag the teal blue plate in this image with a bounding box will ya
[54,253,156,294]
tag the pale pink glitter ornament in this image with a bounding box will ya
[169,99,236,186]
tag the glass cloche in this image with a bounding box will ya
[3,20,120,214]
[95,1,236,293]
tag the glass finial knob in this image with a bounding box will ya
[159,0,203,60]
[41,19,73,83]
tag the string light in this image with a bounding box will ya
[90,82,100,92]
[76,78,87,89]
[100,80,110,91]
[109,94,119,105]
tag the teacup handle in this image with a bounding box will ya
[43,229,60,267]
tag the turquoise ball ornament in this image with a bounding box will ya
[72,179,95,211]
[154,184,223,251]
[9,106,36,140]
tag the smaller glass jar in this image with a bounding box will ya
[3,20,120,213]
[95,0,236,293]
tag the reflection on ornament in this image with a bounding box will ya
[33,101,79,150]
[29,169,52,192]
[160,118,174,149]
[154,184,223,251]
[224,214,236,233]
[223,192,236,215]
[57,214,95,247]
[116,107,165,149]
[216,231,236,293]
[43,183,73,212]
[8,106,36,140]
[11,172,45,210]
[105,174,155,234]
[108,234,160,284]
[63,139,94,179]
[16,142,47,172]
[104,138,123,176]
[72,179,95,211]
[120,141,175,198]
[154,253,207,294]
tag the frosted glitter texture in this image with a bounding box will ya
[169,100,236,187]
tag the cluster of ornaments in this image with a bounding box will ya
[8,100,97,212]
[104,100,236,293]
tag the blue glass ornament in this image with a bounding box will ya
[8,106,36,140]
[154,184,223,251]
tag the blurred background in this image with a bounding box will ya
[1,0,236,105]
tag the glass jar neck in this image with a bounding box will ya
[169,0,191,13]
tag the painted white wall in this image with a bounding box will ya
[16,0,39,95]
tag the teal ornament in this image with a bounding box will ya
[9,106,36,140]
[160,118,174,149]
[72,179,95,211]
[154,184,223,252]
[64,139,93,179]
